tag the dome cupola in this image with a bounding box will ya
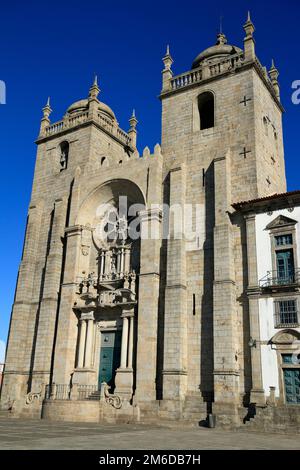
[192,33,242,69]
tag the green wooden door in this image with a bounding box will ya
[98,331,121,390]
[284,369,300,404]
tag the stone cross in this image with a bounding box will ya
[239,147,251,159]
[240,96,252,106]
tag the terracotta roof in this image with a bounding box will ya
[232,190,300,211]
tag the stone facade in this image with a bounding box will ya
[1,15,298,429]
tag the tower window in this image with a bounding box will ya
[59,141,69,170]
[198,92,214,130]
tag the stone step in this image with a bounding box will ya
[87,391,101,400]
[183,406,207,413]
[0,410,13,419]
[139,416,205,428]
[241,405,300,434]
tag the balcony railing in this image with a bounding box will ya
[259,269,300,289]
[45,383,98,401]
[274,300,300,328]
[45,383,70,400]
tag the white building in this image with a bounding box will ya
[234,191,300,407]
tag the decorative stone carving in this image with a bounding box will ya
[74,243,137,311]
[25,385,43,405]
[81,226,92,256]
[265,214,297,230]
[101,382,122,409]
[271,329,300,345]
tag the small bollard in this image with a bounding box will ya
[208,413,216,428]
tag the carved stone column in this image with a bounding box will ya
[84,318,94,368]
[72,311,96,385]
[77,319,86,368]
[115,310,134,399]
[128,315,134,369]
[120,316,129,368]
[124,247,131,273]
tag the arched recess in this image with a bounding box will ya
[59,140,69,170]
[198,91,215,130]
[72,179,146,394]
[76,178,146,227]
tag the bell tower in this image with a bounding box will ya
[160,13,286,201]
[160,13,286,423]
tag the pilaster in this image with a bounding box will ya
[213,153,240,424]
[135,207,162,401]
[1,203,43,405]
[115,310,135,399]
[163,164,188,401]
[52,225,88,384]
[245,212,266,406]
[31,198,68,389]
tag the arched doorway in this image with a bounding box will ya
[73,179,146,398]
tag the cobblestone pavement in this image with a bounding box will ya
[0,418,299,450]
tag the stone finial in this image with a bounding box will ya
[128,109,138,148]
[129,109,138,129]
[42,97,52,119]
[88,75,100,119]
[162,44,173,71]
[142,146,150,158]
[162,45,174,92]
[89,74,100,100]
[243,11,255,61]
[244,11,255,36]
[216,32,227,46]
[262,66,269,81]
[39,97,52,135]
[269,59,280,99]
[154,143,162,156]
[269,59,279,79]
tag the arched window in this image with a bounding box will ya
[59,141,69,170]
[198,92,214,130]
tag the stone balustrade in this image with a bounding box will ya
[43,110,132,147]
[171,68,203,90]
[45,383,98,400]
[170,52,245,92]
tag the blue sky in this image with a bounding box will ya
[0,0,299,360]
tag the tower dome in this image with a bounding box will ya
[66,98,116,121]
[192,33,242,69]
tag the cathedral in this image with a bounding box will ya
[1,14,299,430]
